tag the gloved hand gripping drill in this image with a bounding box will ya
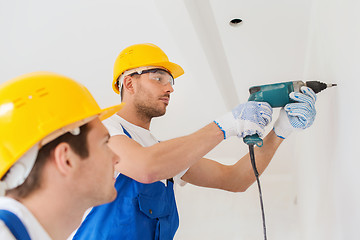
[213,101,273,140]
[213,80,336,240]
[244,80,336,146]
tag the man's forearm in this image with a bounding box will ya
[224,130,284,192]
[145,122,224,181]
[115,122,224,183]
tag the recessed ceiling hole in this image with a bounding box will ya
[229,18,243,27]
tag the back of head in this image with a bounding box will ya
[0,72,123,193]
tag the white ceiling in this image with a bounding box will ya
[0,0,314,170]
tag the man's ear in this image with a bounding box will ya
[53,142,77,175]
[122,75,135,95]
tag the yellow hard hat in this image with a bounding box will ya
[112,43,184,94]
[0,72,124,179]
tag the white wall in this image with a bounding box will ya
[298,0,360,239]
[170,1,311,239]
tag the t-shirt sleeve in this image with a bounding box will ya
[173,168,189,186]
[102,118,125,137]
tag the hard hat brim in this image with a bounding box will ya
[153,61,184,79]
[99,103,125,121]
[39,102,125,148]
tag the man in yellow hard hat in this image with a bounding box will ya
[73,43,317,240]
[0,72,124,240]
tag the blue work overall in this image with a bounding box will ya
[73,126,179,240]
[0,209,31,240]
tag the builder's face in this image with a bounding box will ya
[76,118,119,205]
[133,70,174,118]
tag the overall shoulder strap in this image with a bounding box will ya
[120,124,132,139]
[0,209,31,240]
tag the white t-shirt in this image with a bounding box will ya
[0,197,51,240]
[103,114,187,186]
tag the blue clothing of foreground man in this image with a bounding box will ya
[73,43,318,240]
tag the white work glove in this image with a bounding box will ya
[214,101,273,139]
[273,86,317,139]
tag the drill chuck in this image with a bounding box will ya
[305,81,337,94]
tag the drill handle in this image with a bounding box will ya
[243,134,263,147]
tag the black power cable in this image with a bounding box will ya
[248,144,267,240]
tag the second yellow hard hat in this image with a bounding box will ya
[112,43,184,94]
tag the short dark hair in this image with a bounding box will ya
[6,123,91,199]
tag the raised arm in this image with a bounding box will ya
[109,122,223,183]
[109,101,273,184]
[181,130,282,192]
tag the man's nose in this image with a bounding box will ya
[164,82,174,93]
[111,150,120,165]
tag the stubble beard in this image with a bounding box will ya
[134,83,168,121]
[133,88,168,123]
[135,101,166,121]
